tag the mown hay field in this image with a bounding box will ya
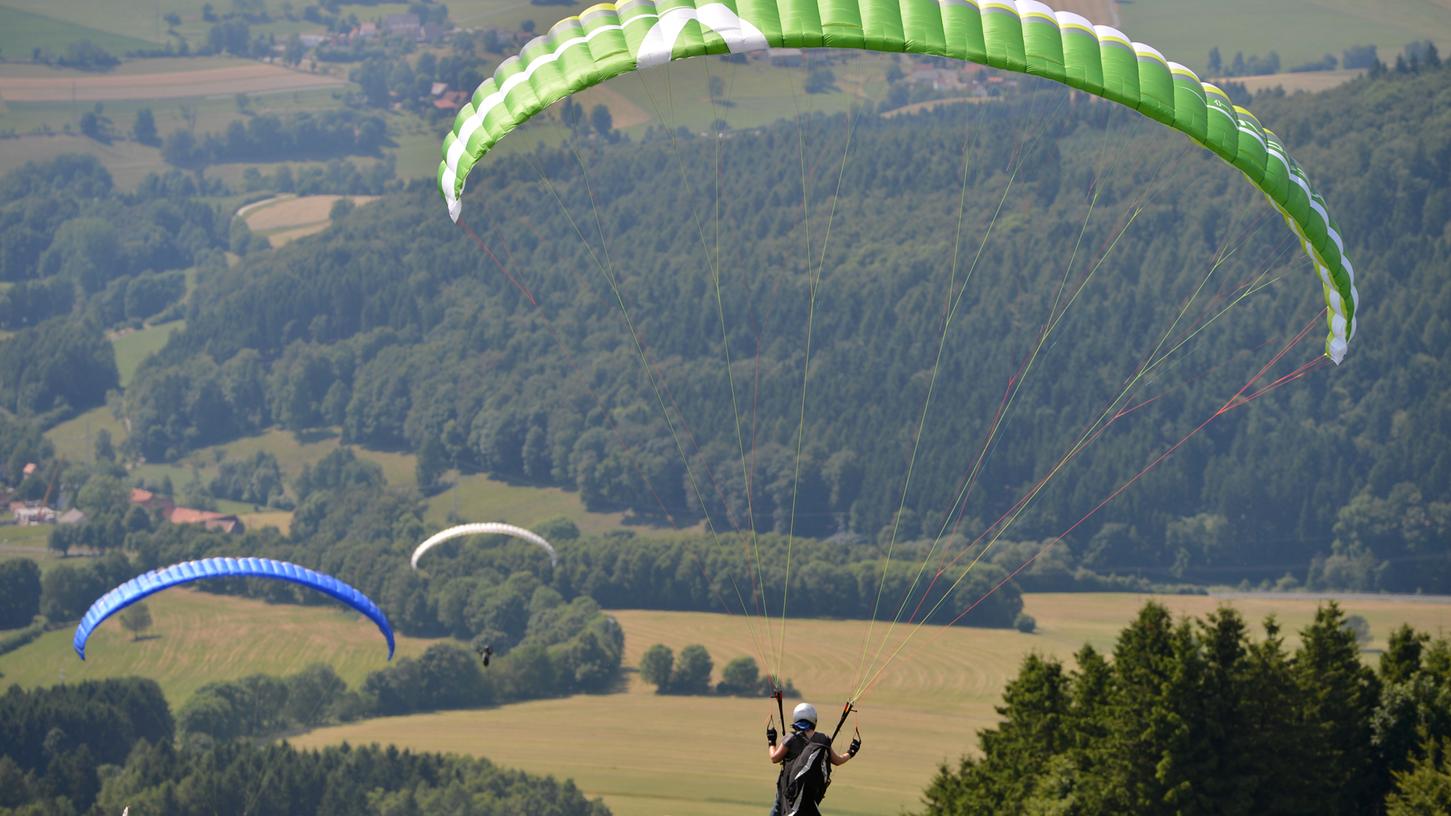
[0,588,435,705]
[240,195,378,247]
[295,593,1451,816]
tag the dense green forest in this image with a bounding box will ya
[918,602,1451,816]
[0,679,610,815]
[0,156,238,423]
[98,59,1449,592]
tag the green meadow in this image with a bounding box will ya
[0,587,436,705]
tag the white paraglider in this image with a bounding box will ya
[411,523,558,569]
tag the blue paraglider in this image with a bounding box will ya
[73,557,395,660]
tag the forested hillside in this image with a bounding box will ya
[111,59,1451,592]
[919,602,1451,816]
[0,157,237,425]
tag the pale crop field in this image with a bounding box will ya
[1229,68,1365,95]
[240,195,378,247]
[295,593,1451,816]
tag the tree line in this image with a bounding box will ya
[638,643,794,697]
[919,601,1451,816]
[0,678,610,815]
[119,449,1024,632]
[161,111,389,169]
[175,594,623,743]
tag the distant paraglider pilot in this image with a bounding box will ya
[478,644,493,667]
[766,702,860,816]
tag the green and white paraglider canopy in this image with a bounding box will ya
[437,0,1358,362]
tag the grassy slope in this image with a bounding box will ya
[444,0,556,38]
[0,5,156,56]
[1119,0,1451,74]
[0,135,164,190]
[81,420,648,537]
[294,594,1451,816]
[0,588,436,705]
[111,320,183,388]
[44,405,128,463]
[423,471,688,537]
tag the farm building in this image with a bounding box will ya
[167,507,245,534]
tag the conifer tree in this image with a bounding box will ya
[1293,602,1383,814]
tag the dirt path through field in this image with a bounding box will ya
[0,63,342,102]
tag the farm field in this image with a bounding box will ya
[1118,0,1451,74]
[235,509,292,533]
[0,135,163,189]
[617,55,886,133]
[1228,68,1366,95]
[0,84,348,142]
[0,60,343,103]
[295,593,1451,816]
[0,524,57,570]
[0,587,433,705]
[0,5,154,58]
[0,0,241,47]
[239,194,379,246]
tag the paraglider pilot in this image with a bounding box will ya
[766,702,860,816]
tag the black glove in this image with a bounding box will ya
[848,737,861,756]
[767,726,778,746]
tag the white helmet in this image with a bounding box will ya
[792,702,818,728]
